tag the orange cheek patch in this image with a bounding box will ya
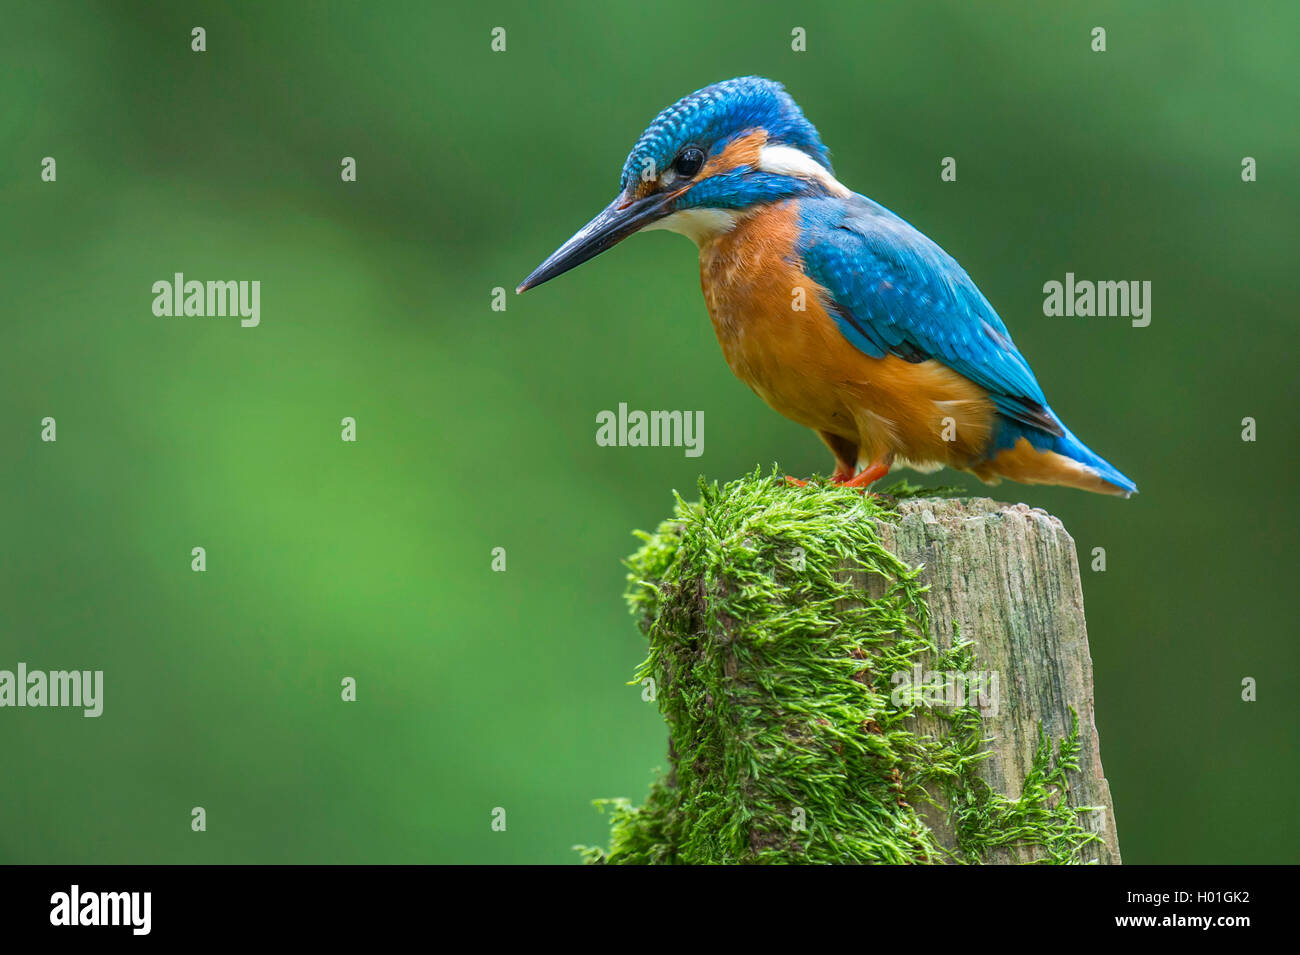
[700,129,768,178]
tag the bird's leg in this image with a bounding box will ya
[783,431,857,486]
[840,459,892,491]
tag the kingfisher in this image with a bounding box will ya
[517,77,1137,497]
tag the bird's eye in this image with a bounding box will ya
[673,147,705,178]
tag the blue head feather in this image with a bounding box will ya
[618,77,832,193]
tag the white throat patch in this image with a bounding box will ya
[642,207,741,246]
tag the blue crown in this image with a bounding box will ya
[618,77,832,192]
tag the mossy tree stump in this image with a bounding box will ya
[587,473,1120,865]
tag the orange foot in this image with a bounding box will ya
[838,461,891,491]
[786,462,888,492]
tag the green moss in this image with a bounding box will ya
[580,468,1100,865]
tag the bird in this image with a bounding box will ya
[517,77,1137,497]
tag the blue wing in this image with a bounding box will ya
[795,194,1062,437]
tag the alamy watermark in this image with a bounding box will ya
[1042,273,1150,327]
[891,664,999,717]
[50,885,150,935]
[595,403,703,457]
[151,273,260,327]
[0,663,103,717]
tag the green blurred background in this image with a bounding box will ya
[3,1,1296,864]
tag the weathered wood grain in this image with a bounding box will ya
[871,498,1120,864]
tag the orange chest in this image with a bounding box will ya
[697,204,850,426]
[695,202,999,464]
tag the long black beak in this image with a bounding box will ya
[516,189,679,293]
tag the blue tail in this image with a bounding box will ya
[1049,423,1137,497]
[993,414,1138,497]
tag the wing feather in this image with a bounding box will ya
[797,195,1063,437]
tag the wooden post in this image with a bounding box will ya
[873,498,1120,864]
[596,480,1121,865]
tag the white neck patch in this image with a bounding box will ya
[757,144,852,197]
[642,207,740,246]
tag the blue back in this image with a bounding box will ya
[796,194,1136,492]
